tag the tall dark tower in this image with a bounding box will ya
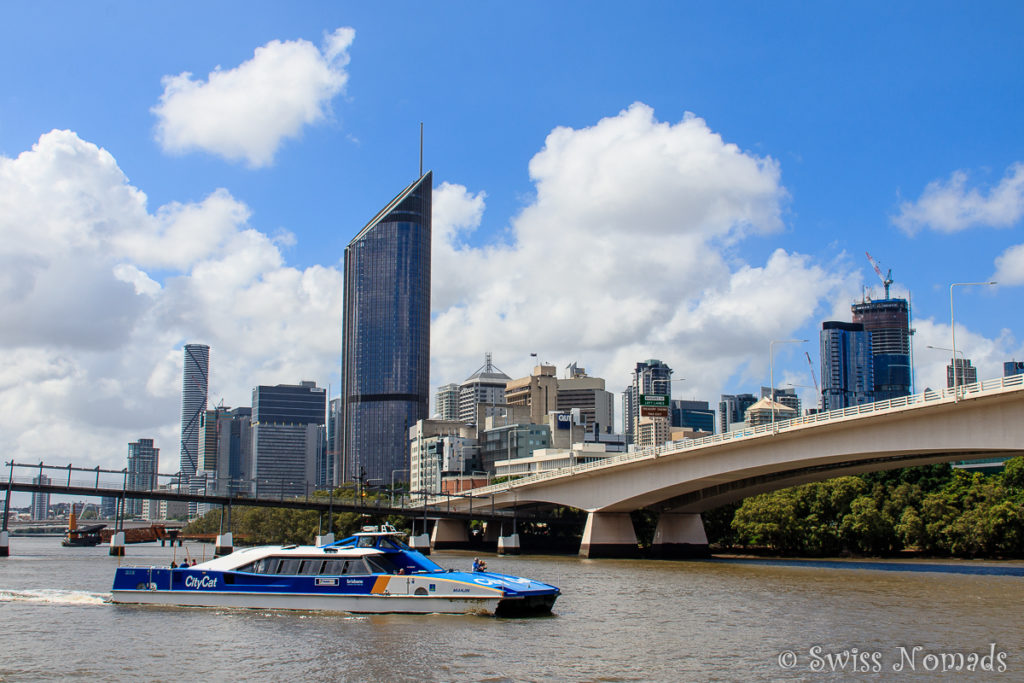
[340,172,432,484]
[851,298,911,401]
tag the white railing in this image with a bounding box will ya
[424,373,1024,507]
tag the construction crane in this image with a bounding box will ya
[865,252,893,299]
[805,351,819,395]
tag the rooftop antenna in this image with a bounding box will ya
[419,122,423,177]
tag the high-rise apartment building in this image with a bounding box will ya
[820,321,875,411]
[341,172,432,485]
[31,474,51,520]
[625,359,674,439]
[851,297,912,401]
[252,381,326,498]
[947,357,978,388]
[126,438,159,516]
[435,383,460,421]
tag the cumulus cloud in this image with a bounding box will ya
[152,27,355,167]
[911,318,1021,392]
[994,243,1024,286]
[893,162,1024,234]
[0,130,342,470]
[429,104,848,407]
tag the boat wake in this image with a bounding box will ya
[0,588,110,606]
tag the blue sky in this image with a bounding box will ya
[1,2,1023,483]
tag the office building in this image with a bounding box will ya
[458,353,511,423]
[820,321,875,410]
[479,421,551,473]
[126,438,159,516]
[30,474,50,520]
[670,400,715,434]
[340,172,432,485]
[761,386,801,416]
[505,364,559,425]
[947,357,978,388]
[718,393,757,434]
[252,381,326,498]
[435,383,460,421]
[180,343,209,514]
[1005,361,1024,377]
[198,407,253,496]
[409,419,479,495]
[851,297,912,400]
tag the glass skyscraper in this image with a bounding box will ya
[341,172,432,485]
[252,382,326,498]
[127,438,159,516]
[820,321,875,410]
[180,343,209,516]
[851,298,912,401]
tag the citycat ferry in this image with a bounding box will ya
[110,525,559,616]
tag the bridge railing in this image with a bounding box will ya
[435,372,1023,504]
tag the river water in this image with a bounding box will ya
[1,536,1022,681]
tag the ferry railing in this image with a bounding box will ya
[421,372,1024,507]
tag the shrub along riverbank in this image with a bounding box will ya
[714,457,1024,558]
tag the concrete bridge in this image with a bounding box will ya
[425,375,1024,557]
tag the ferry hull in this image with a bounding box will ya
[109,589,501,614]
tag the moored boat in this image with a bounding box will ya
[109,525,559,616]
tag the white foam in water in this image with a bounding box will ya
[0,589,110,606]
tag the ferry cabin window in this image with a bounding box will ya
[357,536,376,548]
[364,554,399,574]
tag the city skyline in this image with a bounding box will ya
[1,4,1023,482]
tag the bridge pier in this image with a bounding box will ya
[498,533,521,555]
[431,519,470,550]
[579,512,639,558]
[109,531,125,557]
[314,532,334,547]
[651,513,710,559]
[215,532,234,557]
[0,530,8,557]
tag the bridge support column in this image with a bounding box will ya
[314,532,334,547]
[0,530,9,557]
[498,533,520,555]
[651,513,710,559]
[431,519,470,550]
[215,532,234,557]
[408,532,431,555]
[579,512,639,558]
[109,531,125,557]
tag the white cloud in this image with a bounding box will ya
[152,27,355,167]
[0,130,342,471]
[993,243,1024,286]
[429,104,847,407]
[893,162,1024,234]
[910,318,1021,392]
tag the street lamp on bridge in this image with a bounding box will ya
[950,281,996,401]
[770,339,807,431]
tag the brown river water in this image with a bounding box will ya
[1,536,1022,681]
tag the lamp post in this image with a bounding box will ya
[949,281,996,401]
[770,339,807,431]
[390,469,408,507]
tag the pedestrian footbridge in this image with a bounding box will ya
[425,375,1024,557]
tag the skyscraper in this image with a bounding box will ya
[31,474,51,520]
[718,393,757,433]
[851,298,912,401]
[625,359,674,439]
[435,383,460,421]
[180,344,209,480]
[341,172,432,485]
[126,438,159,516]
[252,381,326,498]
[820,321,874,411]
[947,357,977,388]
